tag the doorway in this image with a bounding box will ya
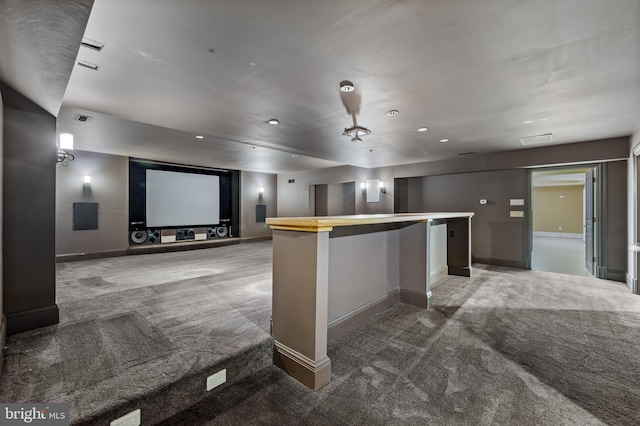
[311,182,356,216]
[530,167,596,277]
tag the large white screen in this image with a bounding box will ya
[146,170,220,227]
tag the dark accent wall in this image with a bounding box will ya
[0,88,5,360]
[1,82,58,335]
[418,169,529,268]
[603,161,628,281]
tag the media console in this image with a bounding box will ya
[266,212,474,390]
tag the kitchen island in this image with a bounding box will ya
[266,212,474,390]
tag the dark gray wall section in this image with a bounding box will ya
[56,150,129,256]
[604,161,628,281]
[314,184,328,216]
[0,89,5,350]
[421,169,528,268]
[2,87,57,334]
[394,177,423,213]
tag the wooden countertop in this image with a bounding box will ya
[266,212,474,232]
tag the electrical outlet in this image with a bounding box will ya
[110,409,140,426]
[207,369,227,391]
[558,226,563,231]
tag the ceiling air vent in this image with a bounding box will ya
[81,38,105,51]
[78,60,99,71]
[75,114,92,122]
[457,151,477,156]
[520,133,554,146]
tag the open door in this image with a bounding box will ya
[585,169,595,275]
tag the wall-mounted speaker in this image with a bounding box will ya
[130,230,148,244]
[216,225,228,238]
[176,228,195,241]
[148,229,161,244]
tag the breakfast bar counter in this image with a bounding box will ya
[266,212,474,390]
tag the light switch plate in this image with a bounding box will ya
[510,211,525,218]
[510,199,525,206]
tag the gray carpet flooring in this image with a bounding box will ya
[2,241,640,425]
[163,263,640,426]
[0,241,275,424]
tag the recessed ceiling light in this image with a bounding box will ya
[267,118,280,125]
[424,152,428,155]
[386,110,399,116]
[522,120,534,124]
[440,139,449,143]
[195,135,204,139]
[339,80,355,92]
[251,146,256,150]
[249,62,257,67]
[369,149,374,153]
[539,117,548,121]
[418,127,428,132]
[291,154,298,157]
[208,48,215,54]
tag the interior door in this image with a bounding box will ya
[585,169,594,275]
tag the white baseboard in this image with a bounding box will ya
[430,265,449,284]
[533,231,583,239]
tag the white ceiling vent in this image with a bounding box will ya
[520,133,554,146]
[75,114,92,122]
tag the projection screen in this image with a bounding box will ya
[146,169,220,227]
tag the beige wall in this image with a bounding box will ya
[533,185,584,234]
[56,150,129,256]
[240,170,277,239]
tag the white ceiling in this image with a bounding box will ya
[55,0,640,173]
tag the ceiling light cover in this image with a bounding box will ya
[195,135,204,139]
[267,118,280,125]
[520,134,554,146]
[59,133,74,150]
[418,127,428,132]
[339,80,355,92]
[439,139,449,143]
[386,110,399,116]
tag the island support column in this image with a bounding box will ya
[271,229,331,390]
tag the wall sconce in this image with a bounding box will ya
[360,182,366,194]
[57,133,75,167]
[379,181,386,193]
[82,175,91,193]
[258,186,264,201]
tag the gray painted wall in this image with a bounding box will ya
[422,170,528,268]
[240,170,277,239]
[0,90,4,344]
[314,182,356,216]
[604,161,628,281]
[2,86,57,335]
[56,150,129,256]
[278,165,394,217]
[277,138,629,278]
